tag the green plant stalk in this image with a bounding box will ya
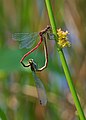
[45,0,86,120]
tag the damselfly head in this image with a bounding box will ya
[28,59,38,71]
[28,59,33,64]
[46,26,52,34]
[46,25,51,30]
[39,25,51,36]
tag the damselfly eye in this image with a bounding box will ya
[29,59,33,64]
[46,25,51,29]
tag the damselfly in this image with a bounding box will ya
[12,26,54,105]
[21,59,47,106]
[12,25,54,63]
[21,34,48,71]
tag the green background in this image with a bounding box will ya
[0,0,86,120]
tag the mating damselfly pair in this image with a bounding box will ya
[12,25,55,106]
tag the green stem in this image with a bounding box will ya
[45,0,86,120]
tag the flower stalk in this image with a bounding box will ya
[45,0,86,120]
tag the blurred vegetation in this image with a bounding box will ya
[0,0,86,120]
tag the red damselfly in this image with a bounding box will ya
[21,59,47,106]
[12,25,54,63]
[21,34,48,71]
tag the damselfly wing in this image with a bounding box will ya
[12,32,39,49]
[32,71,47,106]
[12,26,55,62]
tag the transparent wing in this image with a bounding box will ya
[33,72,47,106]
[12,32,39,49]
[47,33,55,40]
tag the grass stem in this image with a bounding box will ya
[45,0,86,120]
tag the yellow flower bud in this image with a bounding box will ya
[57,28,71,48]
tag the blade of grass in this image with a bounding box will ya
[0,0,6,46]
[45,0,86,120]
[20,0,33,31]
[0,108,7,120]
